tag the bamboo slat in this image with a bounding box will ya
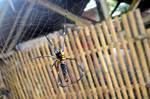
[0,9,149,99]
[122,13,149,98]
[114,16,142,99]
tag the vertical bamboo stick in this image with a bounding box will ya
[135,9,150,72]
[59,36,80,98]
[122,13,148,98]
[77,27,101,99]
[106,18,135,98]
[9,56,27,99]
[14,53,35,99]
[102,22,134,98]
[59,36,79,91]
[16,52,37,99]
[91,23,128,99]
[68,28,92,98]
[67,29,90,90]
[40,43,58,97]
[114,16,142,99]
[97,23,129,99]
[43,38,66,99]
[128,11,150,83]
[22,51,42,99]
[34,46,54,98]
[29,49,47,98]
[31,48,50,98]
[8,57,26,99]
[94,24,114,99]
[64,34,87,99]
[78,28,100,88]
[81,26,108,99]
[73,29,99,99]
[18,51,41,99]
[42,42,60,95]
[146,29,150,45]
[42,41,65,99]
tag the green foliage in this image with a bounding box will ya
[106,0,118,14]
[106,0,129,16]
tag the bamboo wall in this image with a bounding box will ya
[0,9,150,99]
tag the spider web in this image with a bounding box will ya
[0,0,90,53]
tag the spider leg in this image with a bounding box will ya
[50,60,59,72]
[65,58,85,72]
[31,55,56,60]
[56,58,87,87]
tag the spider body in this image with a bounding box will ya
[54,48,65,61]
[54,48,69,82]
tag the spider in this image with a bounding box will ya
[32,28,86,87]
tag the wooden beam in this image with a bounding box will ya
[35,0,92,26]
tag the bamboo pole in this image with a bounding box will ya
[92,23,128,99]
[13,53,32,99]
[15,52,36,99]
[122,13,149,98]
[135,9,150,72]
[39,43,57,97]
[34,46,54,98]
[114,16,142,99]
[68,28,92,99]
[29,48,49,98]
[8,57,26,99]
[76,28,100,99]
[64,34,87,99]
[43,41,67,99]
[128,11,150,83]
[106,18,135,98]
[42,39,66,99]
[73,29,99,99]
[59,36,80,93]
[54,35,76,99]
[42,43,60,95]
[18,51,41,99]
[67,28,90,89]
[23,51,43,99]
[35,0,92,26]
[84,26,105,98]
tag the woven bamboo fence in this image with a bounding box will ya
[0,9,150,99]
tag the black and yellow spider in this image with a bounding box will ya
[33,30,85,87]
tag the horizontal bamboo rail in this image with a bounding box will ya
[0,9,150,99]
